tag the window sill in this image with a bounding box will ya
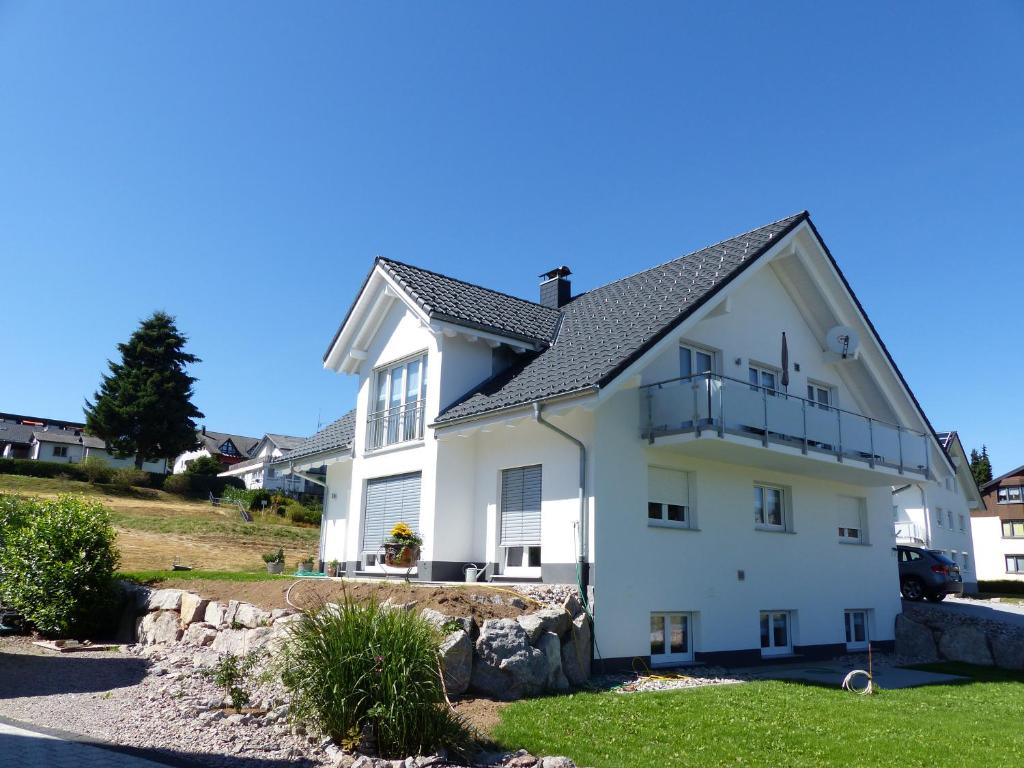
[363,439,425,457]
[755,526,794,534]
[838,540,870,546]
[648,521,700,532]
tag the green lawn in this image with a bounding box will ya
[119,569,286,583]
[493,666,1024,767]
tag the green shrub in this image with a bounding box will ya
[162,473,192,494]
[110,467,150,489]
[287,500,322,526]
[0,457,90,481]
[279,596,473,758]
[80,456,113,484]
[163,472,243,497]
[205,650,265,711]
[0,494,120,637]
[262,548,285,564]
[185,455,224,475]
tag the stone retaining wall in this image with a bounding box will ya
[122,583,592,701]
[895,604,1024,669]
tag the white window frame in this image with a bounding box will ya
[760,610,793,656]
[947,510,954,530]
[1002,520,1024,538]
[749,363,781,396]
[754,483,789,532]
[650,612,694,665]
[837,496,867,544]
[935,507,944,528]
[367,352,428,451]
[844,609,870,651]
[958,513,965,532]
[647,466,695,530]
[998,486,1023,504]
[679,343,716,379]
[962,551,970,572]
[503,545,541,577]
[1006,555,1024,574]
[806,380,835,411]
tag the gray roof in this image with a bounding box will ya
[32,430,106,449]
[435,212,807,424]
[0,422,39,446]
[197,430,261,458]
[264,434,306,452]
[324,258,562,360]
[934,432,954,450]
[276,410,357,463]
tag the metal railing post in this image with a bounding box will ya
[867,418,875,468]
[693,378,701,437]
[644,388,654,443]
[718,376,725,438]
[897,426,904,475]
[924,433,930,478]
[801,397,808,454]
[836,407,843,463]
[761,384,769,447]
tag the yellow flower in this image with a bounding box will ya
[390,522,413,539]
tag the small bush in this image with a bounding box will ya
[205,650,265,711]
[185,455,224,475]
[287,500,322,526]
[162,473,192,494]
[262,548,285,564]
[80,456,113,484]
[279,596,473,758]
[0,494,120,636]
[163,472,243,497]
[110,467,150,489]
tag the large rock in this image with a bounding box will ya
[537,631,569,690]
[147,589,184,612]
[223,600,241,627]
[560,614,591,686]
[991,632,1024,670]
[182,622,218,647]
[179,593,209,627]
[136,610,183,645]
[517,608,570,643]
[894,614,939,662]
[211,626,277,656]
[471,619,548,700]
[204,601,226,626]
[439,630,473,696]
[939,625,993,666]
[563,593,585,620]
[234,602,271,629]
[420,608,474,635]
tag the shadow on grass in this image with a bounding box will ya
[907,661,1024,683]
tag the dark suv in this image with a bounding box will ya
[897,546,963,602]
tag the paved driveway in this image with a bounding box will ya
[909,597,1024,628]
[0,719,180,768]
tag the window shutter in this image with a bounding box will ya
[838,497,863,534]
[500,465,542,547]
[648,467,688,505]
[362,472,421,553]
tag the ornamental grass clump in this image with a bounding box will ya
[278,594,473,759]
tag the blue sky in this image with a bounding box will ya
[1,2,1021,473]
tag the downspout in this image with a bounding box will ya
[918,483,932,548]
[532,403,590,608]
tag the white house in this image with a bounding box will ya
[892,431,982,591]
[30,428,168,473]
[282,211,962,669]
[218,433,324,494]
[971,464,1024,583]
[171,428,260,474]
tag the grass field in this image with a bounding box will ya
[493,664,1024,767]
[0,474,321,572]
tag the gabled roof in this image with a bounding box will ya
[435,212,807,423]
[277,410,356,463]
[982,463,1024,492]
[323,258,563,363]
[264,434,306,452]
[33,430,105,449]
[0,422,39,446]
[197,430,261,457]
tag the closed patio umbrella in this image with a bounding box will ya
[781,332,790,389]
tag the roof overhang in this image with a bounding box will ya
[277,448,353,473]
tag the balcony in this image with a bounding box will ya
[366,400,425,451]
[641,374,930,483]
[895,521,927,545]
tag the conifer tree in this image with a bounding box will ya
[85,312,204,468]
[970,445,993,488]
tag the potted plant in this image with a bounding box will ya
[262,548,285,574]
[328,559,342,577]
[298,553,315,572]
[383,522,422,568]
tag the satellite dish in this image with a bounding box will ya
[826,325,860,359]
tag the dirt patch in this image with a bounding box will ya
[453,696,509,737]
[151,577,542,623]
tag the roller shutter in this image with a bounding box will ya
[500,465,542,547]
[362,472,421,554]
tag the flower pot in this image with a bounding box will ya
[383,543,420,568]
[298,560,314,572]
[266,562,284,575]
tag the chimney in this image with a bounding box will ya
[201,425,206,436]
[539,266,572,309]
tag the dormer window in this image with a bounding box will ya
[367,353,428,450]
[219,441,239,457]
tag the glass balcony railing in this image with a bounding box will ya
[894,521,927,543]
[366,400,425,451]
[640,373,930,477]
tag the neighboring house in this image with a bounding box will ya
[972,464,1024,582]
[217,433,325,494]
[283,210,962,668]
[893,431,982,590]
[30,427,168,473]
[1,412,86,459]
[171,427,261,474]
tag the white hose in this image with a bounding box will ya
[841,669,873,695]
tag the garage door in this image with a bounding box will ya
[362,472,422,554]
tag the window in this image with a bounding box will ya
[367,353,428,450]
[1002,520,1024,538]
[844,610,869,650]
[648,467,692,528]
[998,486,1023,504]
[500,465,542,575]
[650,612,693,664]
[898,548,923,563]
[935,507,944,528]
[806,383,832,410]
[958,514,965,532]
[52,445,68,457]
[754,484,786,530]
[1006,555,1024,574]
[361,472,422,567]
[947,510,954,529]
[749,365,779,396]
[837,496,866,543]
[679,345,714,379]
[268,467,276,479]
[219,441,240,457]
[962,552,970,571]
[760,611,793,656]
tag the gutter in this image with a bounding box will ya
[532,402,590,597]
[429,386,599,432]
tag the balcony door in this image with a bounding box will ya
[369,354,427,450]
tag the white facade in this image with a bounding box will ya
[971,516,1024,582]
[303,218,960,666]
[31,435,168,473]
[172,447,213,474]
[220,437,317,493]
